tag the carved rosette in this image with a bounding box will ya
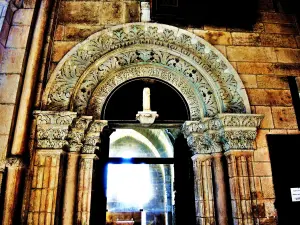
[82,120,108,154]
[67,116,93,152]
[34,111,77,149]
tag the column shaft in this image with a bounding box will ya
[2,163,24,225]
[76,155,95,225]
[212,153,228,225]
[192,154,215,225]
[27,150,65,225]
[62,153,80,225]
[225,151,254,225]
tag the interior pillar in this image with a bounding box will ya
[192,154,215,225]
[212,153,228,225]
[76,154,96,225]
[26,111,77,225]
[62,116,92,225]
[225,150,255,225]
[2,158,25,225]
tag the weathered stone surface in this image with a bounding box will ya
[272,106,297,129]
[255,106,274,128]
[254,147,270,162]
[0,74,21,104]
[54,25,64,41]
[6,26,30,48]
[261,177,275,198]
[0,134,8,159]
[203,25,226,31]
[64,25,104,41]
[23,0,36,8]
[240,74,257,88]
[0,104,14,135]
[100,1,124,25]
[51,41,78,62]
[194,30,232,45]
[264,23,298,34]
[213,45,226,56]
[256,75,289,89]
[124,1,140,23]
[247,89,292,106]
[59,2,102,24]
[259,12,295,24]
[261,34,297,48]
[231,32,261,46]
[0,48,25,73]
[237,62,274,75]
[0,19,9,46]
[273,63,300,76]
[253,162,272,176]
[227,46,277,62]
[12,9,34,25]
[296,36,300,48]
[275,48,300,63]
[258,0,275,11]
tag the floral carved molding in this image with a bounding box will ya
[42,23,250,119]
[182,114,264,154]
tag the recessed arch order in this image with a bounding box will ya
[42,23,250,120]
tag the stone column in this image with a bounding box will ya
[2,158,25,225]
[182,121,223,225]
[192,154,215,225]
[212,153,228,225]
[62,116,92,225]
[75,120,107,225]
[26,111,77,225]
[218,114,263,225]
[76,154,96,225]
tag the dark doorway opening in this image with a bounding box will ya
[102,78,190,121]
[267,134,300,225]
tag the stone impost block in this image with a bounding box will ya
[271,106,297,129]
[247,89,292,106]
[237,62,274,75]
[264,23,298,35]
[59,2,102,24]
[0,48,25,73]
[256,75,289,89]
[227,46,277,62]
[12,9,34,25]
[51,41,78,62]
[0,74,21,104]
[231,32,261,46]
[273,63,300,76]
[6,25,30,48]
[261,33,297,48]
[275,48,300,63]
[255,106,274,129]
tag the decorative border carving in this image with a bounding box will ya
[42,23,250,119]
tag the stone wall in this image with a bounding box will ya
[0,0,300,224]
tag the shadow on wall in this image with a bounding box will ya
[152,0,300,29]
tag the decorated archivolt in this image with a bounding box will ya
[42,23,250,120]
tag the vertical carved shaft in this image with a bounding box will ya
[192,154,215,225]
[62,153,80,225]
[76,155,95,225]
[225,151,254,225]
[27,150,65,225]
[212,153,228,225]
[2,159,24,225]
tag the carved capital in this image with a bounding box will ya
[81,120,108,154]
[182,121,207,138]
[217,113,263,128]
[34,111,77,149]
[187,133,222,155]
[6,157,25,168]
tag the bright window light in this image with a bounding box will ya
[107,164,153,210]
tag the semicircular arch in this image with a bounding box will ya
[43,23,250,119]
